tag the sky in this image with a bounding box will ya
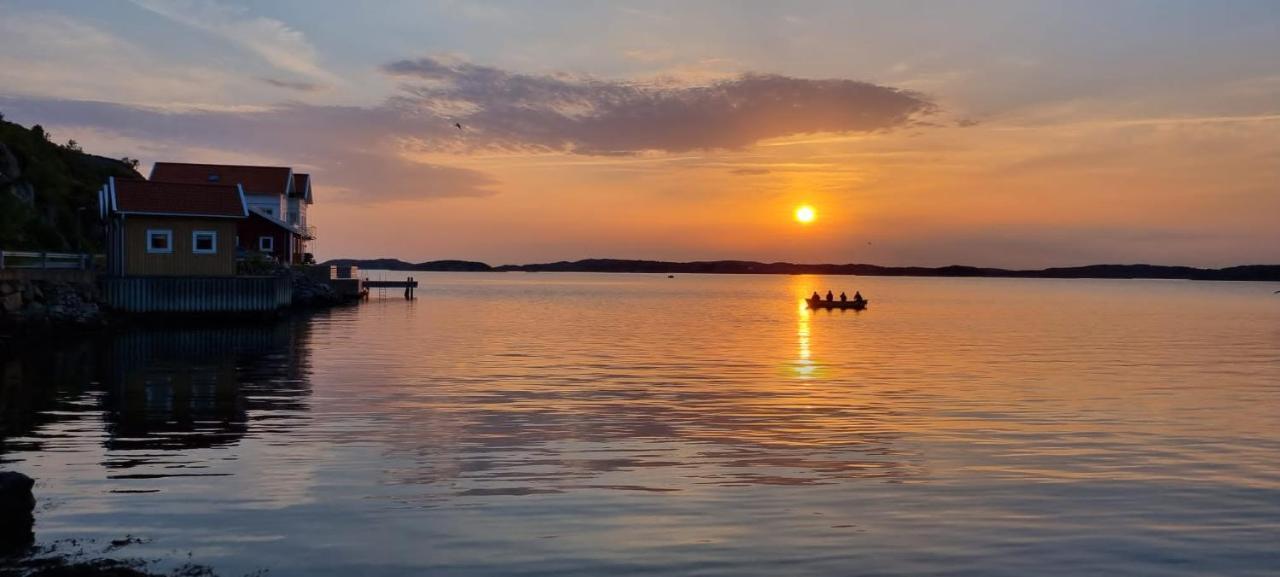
[1,0,1278,267]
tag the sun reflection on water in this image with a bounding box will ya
[795,299,816,379]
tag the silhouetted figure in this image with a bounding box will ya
[825,290,833,302]
[840,292,847,302]
[811,291,821,302]
[854,291,863,302]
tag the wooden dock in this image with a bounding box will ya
[364,277,418,299]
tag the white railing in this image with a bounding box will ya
[0,250,95,270]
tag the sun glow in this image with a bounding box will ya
[794,205,816,224]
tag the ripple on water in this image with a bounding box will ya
[2,274,1279,576]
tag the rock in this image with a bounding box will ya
[0,471,35,513]
[0,471,35,553]
[0,282,14,295]
[1,291,20,313]
[31,283,44,303]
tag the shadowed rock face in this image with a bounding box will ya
[0,471,35,554]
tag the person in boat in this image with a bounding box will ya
[839,292,848,302]
[811,291,821,302]
[854,291,863,302]
[825,290,833,302]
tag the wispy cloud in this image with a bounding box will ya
[0,10,238,107]
[130,0,337,85]
[259,77,324,92]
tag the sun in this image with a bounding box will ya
[794,205,816,224]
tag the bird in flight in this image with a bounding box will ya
[454,122,463,130]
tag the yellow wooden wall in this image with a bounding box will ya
[123,216,238,276]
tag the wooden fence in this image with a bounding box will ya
[103,276,292,313]
[0,250,96,270]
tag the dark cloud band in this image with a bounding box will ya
[384,57,934,154]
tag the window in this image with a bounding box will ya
[260,207,275,217]
[146,229,173,254]
[258,236,274,252]
[192,230,217,254]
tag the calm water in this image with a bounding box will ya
[2,273,1279,576]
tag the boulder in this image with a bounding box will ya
[0,471,35,514]
[0,282,14,295]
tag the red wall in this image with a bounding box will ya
[237,216,294,263]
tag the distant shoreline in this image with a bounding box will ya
[321,258,1280,282]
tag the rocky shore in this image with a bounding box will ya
[288,267,350,308]
[0,278,103,329]
[1,471,218,576]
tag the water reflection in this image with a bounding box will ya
[0,320,313,473]
[346,277,921,499]
[795,299,816,379]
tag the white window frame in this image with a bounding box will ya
[258,235,274,252]
[146,229,173,254]
[192,230,218,254]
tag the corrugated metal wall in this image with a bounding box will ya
[104,276,292,312]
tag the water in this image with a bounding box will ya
[2,273,1279,576]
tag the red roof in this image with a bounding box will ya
[111,178,246,218]
[151,162,292,195]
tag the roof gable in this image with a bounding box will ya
[290,173,313,204]
[151,162,293,195]
[107,177,247,218]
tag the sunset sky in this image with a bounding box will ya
[2,0,1278,267]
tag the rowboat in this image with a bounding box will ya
[807,297,868,310]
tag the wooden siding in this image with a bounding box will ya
[123,216,238,276]
[237,215,295,263]
[104,276,292,313]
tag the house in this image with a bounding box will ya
[98,176,247,277]
[149,162,314,264]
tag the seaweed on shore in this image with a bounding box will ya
[1,538,221,577]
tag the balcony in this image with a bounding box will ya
[303,225,317,240]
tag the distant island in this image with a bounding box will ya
[321,258,1280,282]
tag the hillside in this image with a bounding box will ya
[494,259,1280,281]
[0,114,142,251]
[321,257,1280,281]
